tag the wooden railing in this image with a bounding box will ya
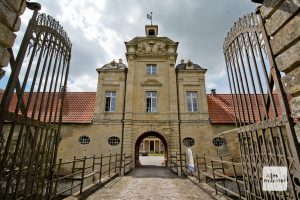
[51,153,132,199]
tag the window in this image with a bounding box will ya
[212,137,225,147]
[186,91,198,112]
[146,91,157,112]
[146,64,157,75]
[183,137,195,147]
[108,136,120,146]
[148,29,155,35]
[105,91,116,112]
[79,136,90,145]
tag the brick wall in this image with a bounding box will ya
[258,0,300,140]
[0,0,26,79]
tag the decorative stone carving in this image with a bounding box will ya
[136,41,166,56]
[141,79,162,87]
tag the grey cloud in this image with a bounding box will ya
[11,0,258,92]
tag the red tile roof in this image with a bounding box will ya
[62,92,96,123]
[0,92,291,124]
[207,94,291,124]
[0,92,96,123]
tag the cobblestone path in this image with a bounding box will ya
[86,166,214,200]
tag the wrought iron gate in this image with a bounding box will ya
[224,10,300,199]
[0,2,72,199]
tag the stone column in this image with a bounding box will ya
[0,0,27,79]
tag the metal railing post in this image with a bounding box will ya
[70,156,76,195]
[115,153,118,174]
[211,160,217,194]
[99,154,103,182]
[52,159,62,199]
[220,156,227,195]
[80,156,86,194]
[108,153,111,177]
[196,155,200,182]
[175,152,178,175]
[92,155,95,182]
[231,158,242,199]
[203,154,207,172]
[123,153,126,175]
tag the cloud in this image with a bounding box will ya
[67,74,98,92]
[2,0,257,92]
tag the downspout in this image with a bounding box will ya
[120,68,127,174]
[175,68,183,175]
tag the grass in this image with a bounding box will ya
[147,153,164,156]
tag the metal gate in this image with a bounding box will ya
[0,2,71,199]
[224,10,300,199]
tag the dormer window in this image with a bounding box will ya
[145,25,158,37]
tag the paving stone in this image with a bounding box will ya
[86,167,215,200]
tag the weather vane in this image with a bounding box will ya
[147,12,153,25]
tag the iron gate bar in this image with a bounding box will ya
[0,1,72,199]
[236,34,266,198]
[257,7,300,166]
[224,10,300,200]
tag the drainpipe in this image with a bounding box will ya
[175,68,183,176]
[120,67,127,175]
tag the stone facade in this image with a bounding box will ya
[57,25,238,167]
[0,0,26,79]
[258,0,300,141]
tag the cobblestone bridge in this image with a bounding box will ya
[68,166,217,200]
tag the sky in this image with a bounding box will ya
[2,0,258,93]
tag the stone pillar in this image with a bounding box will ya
[258,0,300,142]
[158,140,161,153]
[0,0,27,79]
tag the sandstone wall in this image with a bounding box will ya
[0,0,26,79]
[259,0,300,141]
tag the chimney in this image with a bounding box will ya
[59,86,67,99]
[211,89,216,95]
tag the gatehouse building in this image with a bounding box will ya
[56,24,239,167]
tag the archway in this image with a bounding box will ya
[134,131,168,167]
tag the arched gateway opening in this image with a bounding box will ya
[135,131,168,167]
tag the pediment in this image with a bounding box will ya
[141,79,162,87]
[126,37,177,46]
[125,37,178,57]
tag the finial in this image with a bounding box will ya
[181,59,185,64]
[119,58,123,63]
[111,59,116,66]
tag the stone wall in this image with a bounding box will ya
[0,0,26,79]
[258,0,300,141]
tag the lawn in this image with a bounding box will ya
[147,153,164,156]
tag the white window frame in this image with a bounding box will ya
[105,91,116,112]
[146,91,157,112]
[186,91,198,112]
[146,64,157,75]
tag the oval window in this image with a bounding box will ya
[212,137,225,147]
[79,136,90,145]
[183,137,195,147]
[108,136,120,146]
